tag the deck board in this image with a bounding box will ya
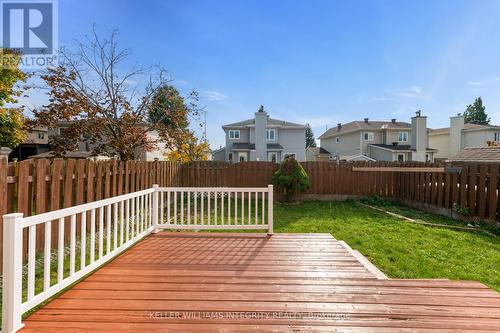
[22,232,500,332]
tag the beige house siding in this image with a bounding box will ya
[429,133,450,160]
[320,131,361,157]
[464,129,498,147]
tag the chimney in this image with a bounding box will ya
[410,110,428,162]
[337,123,342,130]
[254,105,268,161]
[364,118,369,123]
[391,118,396,124]
[450,113,465,157]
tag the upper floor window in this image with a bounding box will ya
[398,132,408,142]
[363,132,374,142]
[38,133,45,139]
[266,129,276,141]
[495,132,500,141]
[228,130,240,139]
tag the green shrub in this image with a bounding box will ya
[272,157,310,202]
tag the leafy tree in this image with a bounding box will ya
[305,123,316,148]
[0,49,28,148]
[0,108,26,148]
[464,97,490,125]
[31,28,197,160]
[0,49,28,106]
[272,156,310,202]
[165,132,210,162]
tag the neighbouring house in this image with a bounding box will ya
[449,146,500,163]
[9,127,50,161]
[318,111,437,162]
[212,106,306,163]
[429,114,500,161]
[48,122,170,161]
[305,147,331,161]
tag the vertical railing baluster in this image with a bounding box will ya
[180,191,184,225]
[81,212,87,270]
[241,191,245,224]
[27,225,36,300]
[160,191,164,225]
[106,205,111,254]
[90,208,96,264]
[125,199,130,242]
[201,191,204,225]
[221,191,224,226]
[262,191,265,226]
[255,191,258,225]
[98,207,104,259]
[120,200,124,246]
[167,191,171,225]
[135,196,140,237]
[248,190,251,225]
[193,190,198,224]
[228,191,231,225]
[174,191,177,225]
[113,203,118,250]
[234,191,238,225]
[58,217,65,283]
[208,190,211,225]
[43,220,52,291]
[70,214,76,275]
[187,191,191,225]
[214,190,218,225]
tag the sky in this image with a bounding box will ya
[19,0,500,148]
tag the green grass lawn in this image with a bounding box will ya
[272,200,500,292]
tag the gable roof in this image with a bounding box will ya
[318,120,411,139]
[223,117,305,128]
[306,147,330,155]
[430,123,500,135]
[449,146,500,162]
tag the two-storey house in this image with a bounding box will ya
[212,106,306,162]
[318,111,436,162]
[429,114,500,161]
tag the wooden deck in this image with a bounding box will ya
[22,233,500,332]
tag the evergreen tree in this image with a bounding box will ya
[464,97,490,125]
[305,124,316,148]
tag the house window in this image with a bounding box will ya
[363,132,374,141]
[284,153,296,160]
[495,132,500,141]
[228,152,233,162]
[336,137,340,143]
[228,130,240,139]
[266,129,276,141]
[268,152,278,163]
[398,132,408,142]
[397,154,404,162]
[38,133,45,140]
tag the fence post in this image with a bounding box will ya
[267,185,273,236]
[152,184,159,234]
[2,213,25,333]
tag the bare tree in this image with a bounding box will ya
[32,27,196,160]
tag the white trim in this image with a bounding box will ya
[266,129,277,141]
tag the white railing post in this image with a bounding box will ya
[2,213,25,333]
[267,185,273,236]
[152,184,159,233]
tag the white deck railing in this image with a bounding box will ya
[1,185,273,333]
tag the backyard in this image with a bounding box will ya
[271,200,500,292]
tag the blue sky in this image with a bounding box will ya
[23,0,500,148]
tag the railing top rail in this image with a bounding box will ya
[158,186,272,192]
[12,188,155,228]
